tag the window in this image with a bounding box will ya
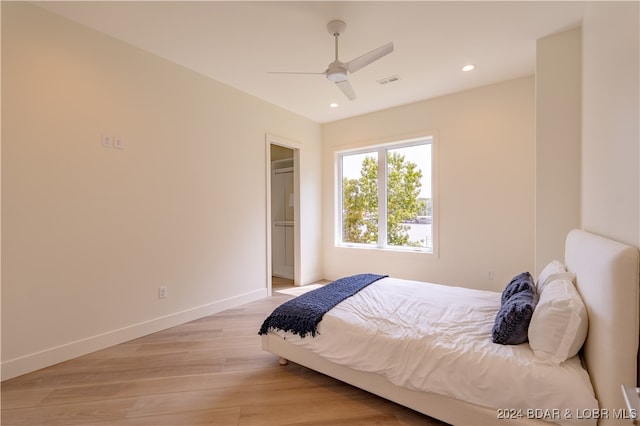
[338,137,434,252]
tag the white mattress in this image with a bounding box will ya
[271,277,598,425]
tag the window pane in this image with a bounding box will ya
[341,151,378,245]
[386,144,432,250]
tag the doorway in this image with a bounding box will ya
[266,135,301,295]
[271,146,294,286]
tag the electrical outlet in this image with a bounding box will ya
[487,271,495,280]
[158,286,168,299]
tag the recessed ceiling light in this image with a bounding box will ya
[462,64,475,72]
[329,102,339,108]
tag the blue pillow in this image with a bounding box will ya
[493,273,537,345]
[500,272,535,304]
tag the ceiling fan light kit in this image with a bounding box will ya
[270,19,394,101]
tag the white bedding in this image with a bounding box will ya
[271,277,598,425]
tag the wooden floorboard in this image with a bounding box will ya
[2,283,448,425]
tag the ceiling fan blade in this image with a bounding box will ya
[267,71,326,75]
[335,79,356,100]
[346,42,394,73]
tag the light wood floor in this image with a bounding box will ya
[2,281,448,426]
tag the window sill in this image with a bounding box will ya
[336,244,434,255]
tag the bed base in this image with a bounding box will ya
[262,334,548,425]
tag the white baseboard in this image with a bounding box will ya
[1,288,267,381]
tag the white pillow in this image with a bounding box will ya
[528,278,588,365]
[536,260,575,294]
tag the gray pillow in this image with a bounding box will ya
[493,273,538,345]
[500,272,535,304]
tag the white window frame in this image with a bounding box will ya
[336,135,437,254]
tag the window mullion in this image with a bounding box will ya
[377,148,387,248]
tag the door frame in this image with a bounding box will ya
[265,134,301,295]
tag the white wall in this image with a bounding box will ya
[1,2,322,379]
[535,28,582,274]
[582,1,639,247]
[322,77,536,291]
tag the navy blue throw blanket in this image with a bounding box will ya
[258,273,387,338]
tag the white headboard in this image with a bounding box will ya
[565,230,639,421]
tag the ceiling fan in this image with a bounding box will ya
[269,20,394,101]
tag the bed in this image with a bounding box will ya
[260,230,640,425]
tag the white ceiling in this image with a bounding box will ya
[35,1,586,123]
